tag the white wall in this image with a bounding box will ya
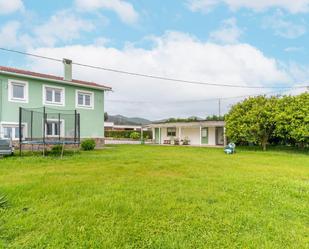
[181,128,200,145]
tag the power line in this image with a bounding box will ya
[105,89,290,104]
[1,47,307,90]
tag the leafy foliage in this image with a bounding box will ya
[129,132,140,140]
[105,130,152,139]
[81,139,96,151]
[164,116,199,123]
[104,112,109,122]
[274,93,309,147]
[205,115,225,121]
[49,145,63,156]
[226,93,309,150]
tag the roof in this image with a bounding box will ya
[147,120,225,128]
[0,66,112,91]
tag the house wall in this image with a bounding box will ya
[181,128,200,145]
[0,74,105,139]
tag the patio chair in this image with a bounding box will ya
[224,143,236,154]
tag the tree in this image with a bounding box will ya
[274,93,309,147]
[104,112,108,122]
[225,96,277,151]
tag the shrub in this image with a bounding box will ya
[49,145,63,156]
[81,139,96,151]
[105,130,152,139]
[130,132,140,140]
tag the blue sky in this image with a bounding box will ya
[0,0,308,119]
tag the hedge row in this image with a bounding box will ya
[105,130,153,139]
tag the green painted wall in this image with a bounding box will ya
[0,74,105,138]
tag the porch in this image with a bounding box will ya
[148,121,226,147]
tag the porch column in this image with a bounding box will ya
[199,125,202,146]
[152,128,155,143]
[159,127,161,144]
[223,127,227,146]
[179,127,182,140]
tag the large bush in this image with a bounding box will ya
[225,93,309,150]
[81,139,96,151]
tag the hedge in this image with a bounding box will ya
[105,130,153,139]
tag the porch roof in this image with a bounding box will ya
[147,121,225,128]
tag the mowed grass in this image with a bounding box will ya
[0,145,308,249]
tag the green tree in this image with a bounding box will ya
[226,96,277,151]
[274,93,309,147]
[104,112,108,122]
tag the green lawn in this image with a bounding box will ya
[0,145,308,249]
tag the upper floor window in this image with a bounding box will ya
[43,85,65,106]
[76,90,94,109]
[8,80,28,103]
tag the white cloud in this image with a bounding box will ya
[34,10,94,47]
[263,12,306,39]
[188,0,309,13]
[0,21,21,47]
[284,47,303,52]
[75,0,139,24]
[0,0,23,15]
[209,18,242,44]
[25,32,293,119]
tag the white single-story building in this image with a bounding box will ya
[148,121,226,146]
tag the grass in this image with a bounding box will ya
[0,145,308,249]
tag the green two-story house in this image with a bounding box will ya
[0,59,111,144]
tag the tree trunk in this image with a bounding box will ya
[261,136,268,151]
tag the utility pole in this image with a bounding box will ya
[218,99,221,117]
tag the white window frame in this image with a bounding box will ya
[8,79,29,103]
[167,127,176,137]
[45,119,65,138]
[75,90,94,109]
[43,84,65,106]
[0,122,27,141]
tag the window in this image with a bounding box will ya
[43,85,65,106]
[76,90,94,109]
[1,124,24,140]
[167,127,176,137]
[8,80,28,103]
[45,120,63,137]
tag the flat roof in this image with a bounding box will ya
[147,120,225,128]
[0,66,112,91]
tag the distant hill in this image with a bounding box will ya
[107,115,151,125]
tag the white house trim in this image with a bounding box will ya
[75,89,94,109]
[44,118,65,138]
[0,121,27,140]
[8,79,29,103]
[42,84,65,107]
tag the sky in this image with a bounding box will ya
[0,0,308,120]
